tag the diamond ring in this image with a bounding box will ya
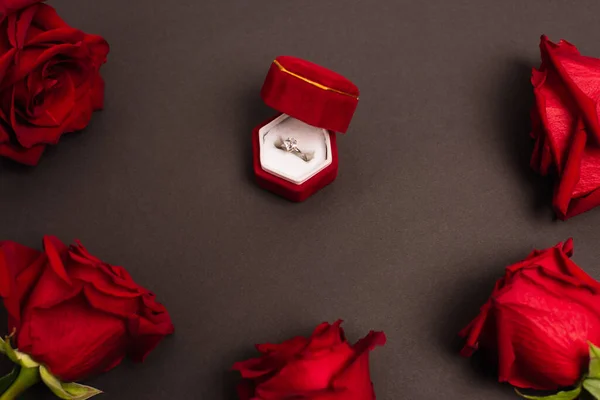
[274,137,314,162]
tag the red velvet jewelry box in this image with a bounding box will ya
[252,56,360,202]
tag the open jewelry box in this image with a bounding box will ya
[252,56,360,202]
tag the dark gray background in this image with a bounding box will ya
[1,0,599,398]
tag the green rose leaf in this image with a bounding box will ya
[590,342,600,379]
[584,378,600,399]
[0,337,7,355]
[515,386,582,400]
[40,366,102,400]
[0,367,20,394]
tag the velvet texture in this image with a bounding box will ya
[531,35,600,219]
[254,56,359,201]
[0,236,174,382]
[253,115,339,202]
[0,3,109,165]
[460,239,600,391]
[232,321,386,400]
[261,56,359,134]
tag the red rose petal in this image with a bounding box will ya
[532,63,578,175]
[0,241,44,331]
[26,26,83,47]
[460,239,600,391]
[14,5,37,49]
[255,343,354,395]
[306,320,346,352]
[330,354,378,399]
[42,236,72,285]
[22,267,80,314]
[83,285,140,319]
[0,47,16,83]
[0,142,45,165]
[235,381,254,400]
[0,1,44,19]
[22,296,128,381]
[540,36,600,143]
[30,4,68,31]
[531,36,600,218]
[494,290,595,389]
[234,322,384,399]
[83,34,110,66]
[127,313,174,362]
[256,336,309,355]
[233,336,310,379]
[69,241,103,264]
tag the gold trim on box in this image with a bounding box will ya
[273,60,359,100]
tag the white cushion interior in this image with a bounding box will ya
[259,114,332,185]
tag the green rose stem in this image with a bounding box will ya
[0,367,40,400]
[0,335,101,400]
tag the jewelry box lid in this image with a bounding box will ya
[260,56,360,134]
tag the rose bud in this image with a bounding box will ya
[460,238,600,393]
[232,320,386,400]
[0,236,174,398]
[531,35,600,219]
[0,3,109,165]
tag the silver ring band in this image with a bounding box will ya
[274,137,314,162]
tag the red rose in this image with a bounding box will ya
[0,236,174,382]
[232,321,386,400]
[460,239,600,391]
[531,35,600,219]
[0,3,109,166]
